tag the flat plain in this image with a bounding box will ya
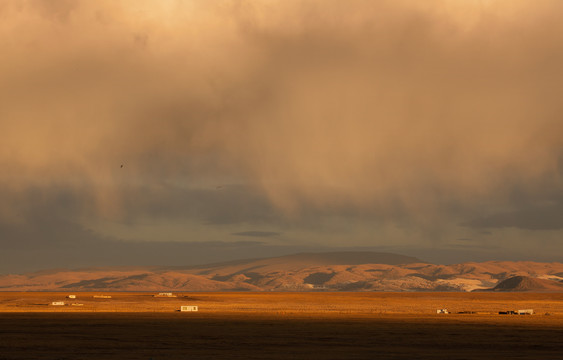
[1,292,562,359]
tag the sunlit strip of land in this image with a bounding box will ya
[1,292,562,317]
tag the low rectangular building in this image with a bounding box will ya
[51,301,65,306]
[499,309,534,315]
[180,306,198,312]
[517,309,534,315]
[156,292,175,297]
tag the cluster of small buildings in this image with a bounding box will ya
[49,293,197,312]
[50,301,83,306]
[499,309,534,315]
[155,292,197,311]
[437,308,534,315]
[50,295,79,306]
[154,292,176,297]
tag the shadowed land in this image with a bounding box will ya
[1,312,562,360]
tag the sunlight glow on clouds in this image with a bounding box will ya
[0,0,562,268]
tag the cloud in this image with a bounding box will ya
[0,0,562,265]
[0,236,312,273]
[232,231,281,238]
[462,201,563,230]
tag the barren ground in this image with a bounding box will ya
[1,292,562,359]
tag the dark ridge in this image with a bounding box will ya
[491,275,563,292]
[164,251,423,271]
[61,277,118,289]
[483,271,508,280]
[166,257,268,271]
[29,268,70,277]
[303,272,336,285]
[269,251,423,266]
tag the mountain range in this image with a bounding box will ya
[1,252,562,292]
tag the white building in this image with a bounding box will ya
[517,309,534,315]
[156,292,175,297]
[51,301,65,306]
[180,305,198,312]
[67,295,76,299]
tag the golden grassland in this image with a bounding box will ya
[1,292,562,359]
[1,291,563,316]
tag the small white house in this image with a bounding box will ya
[155,292,175,297]
[517,309,534,315]
[67,295,76,299]
[180,305,198,312]
[436,309,449,314]
[51,301,65,306]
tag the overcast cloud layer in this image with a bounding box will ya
[1,0,562,272]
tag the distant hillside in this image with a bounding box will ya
[265,252,423,266]
[489,276,563,292]
[183,251,422,273]
[0,252,562,292]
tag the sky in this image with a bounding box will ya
[1,0,562,272]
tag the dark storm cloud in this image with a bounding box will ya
[0,183,280,246]
[232,231,281,238]
[0,0,562,269]
[2,0,562,215]
[462,201,563,230]
[0,236,315,273]
[0,186,100,247]
[118,184,279,225]
[449,243,495,250]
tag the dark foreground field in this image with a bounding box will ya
[1,292,562,359]
[1,312,562,360]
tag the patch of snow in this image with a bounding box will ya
[435,278,489,292]
[537,275,563,282]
